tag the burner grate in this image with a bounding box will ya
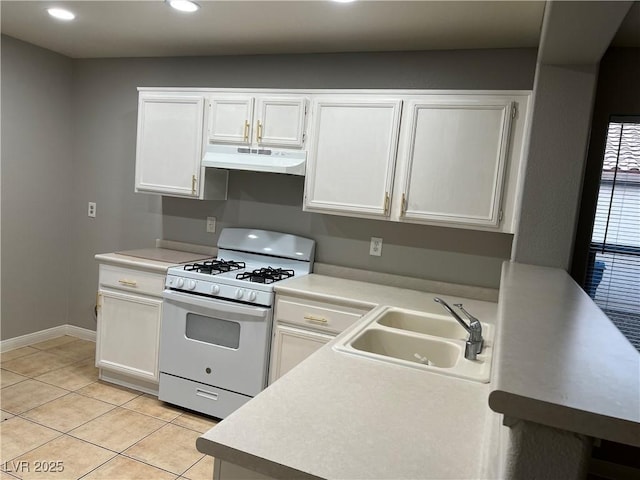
[236,267,295,284]
[184,259,246,275]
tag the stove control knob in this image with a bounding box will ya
[236,288,245,299]
[187,279,197,290]
[210,285,220,295]
[175,278,185,288]
[248,291,257,302]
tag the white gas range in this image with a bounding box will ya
[158,228,315,419]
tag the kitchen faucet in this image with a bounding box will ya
[434,297,484,361]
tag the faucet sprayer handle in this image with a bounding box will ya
[454,304,480,325]
[454,303,483,353]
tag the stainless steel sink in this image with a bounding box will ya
[333,306,493,383]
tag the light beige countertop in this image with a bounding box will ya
[197,276,499,479]
[489,262,640,447]
[94,247,214,273]
[198,344,491,479]
[275,273,499,320]
[197,263,640,478]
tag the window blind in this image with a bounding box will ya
[585,117,640,350]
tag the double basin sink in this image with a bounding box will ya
[333,305,493,383]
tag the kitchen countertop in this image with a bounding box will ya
[197,277,499,479]
[489,262,640,447]
[198,343,491,479]
[197,262,640,477]
[94,247,213,273]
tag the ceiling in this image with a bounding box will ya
[0,1,637,59]
[1,0,547,58]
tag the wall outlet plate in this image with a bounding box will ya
[88,202,96,218]
[206,216,216,233]
[370,237,383,256]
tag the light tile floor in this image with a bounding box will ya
[0,336,218,479]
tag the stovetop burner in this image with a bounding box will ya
[184,259,246,275]
[236,267,295,284]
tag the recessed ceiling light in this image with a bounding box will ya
[169,0,200,13]
[47,8,76,21]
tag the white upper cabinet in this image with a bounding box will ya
[208,96,254,145]
[396,97,514,228]
[135,94,205,198]
[304,97,403,218]
[304,91,530,232]
[208,95,308,148]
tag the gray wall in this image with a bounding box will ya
[512,63,598,269]
[572,48,640,285]
[1,38,537,338]
[67,49,535,332]
[1,36,74,340]
[511,1,631,272]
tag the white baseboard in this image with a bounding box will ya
[0,325,96,352]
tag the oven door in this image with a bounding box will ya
[160,289,272,397]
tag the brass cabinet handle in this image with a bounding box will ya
[96,292,102,310]
[118,279,138,287]
[243,120,250,142]
[304,314,328,324]
[384,192,390,215]
[192,175,197,194]
[256,120,263,143]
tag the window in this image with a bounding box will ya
[585,117,640,350]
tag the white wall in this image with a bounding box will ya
[1,36,74,340]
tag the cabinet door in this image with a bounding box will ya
[96,289,162,383]
[399,98,514,228]
[135,95,204,198]
[208,96,254,145]
[255,97,307,148]
[269,324,333,384]
[304,98,402,218]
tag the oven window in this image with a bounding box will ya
[185,313,240,349]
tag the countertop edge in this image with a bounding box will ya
[195,438,322,480]
[274,285,378,310]
[491,261,640,445]
[94,252,175,273]
[488,390,640,447]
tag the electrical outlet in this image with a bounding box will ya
[206,216,216,233]
[88,202,96,218]
[369,237,383,256]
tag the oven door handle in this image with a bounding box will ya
[162,289,270,319]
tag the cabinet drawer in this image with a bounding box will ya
[99,264,165,296]
[275,296,370,334]
[159,373,251,420]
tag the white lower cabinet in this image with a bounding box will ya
[270,324,334,381]
[96,264,164,392]
[269,295,370,384]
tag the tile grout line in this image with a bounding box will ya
[118,422,205,477]
[3,336,214,479]
[1,352,96,379]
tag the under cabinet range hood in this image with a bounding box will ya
[202,145,306,176]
